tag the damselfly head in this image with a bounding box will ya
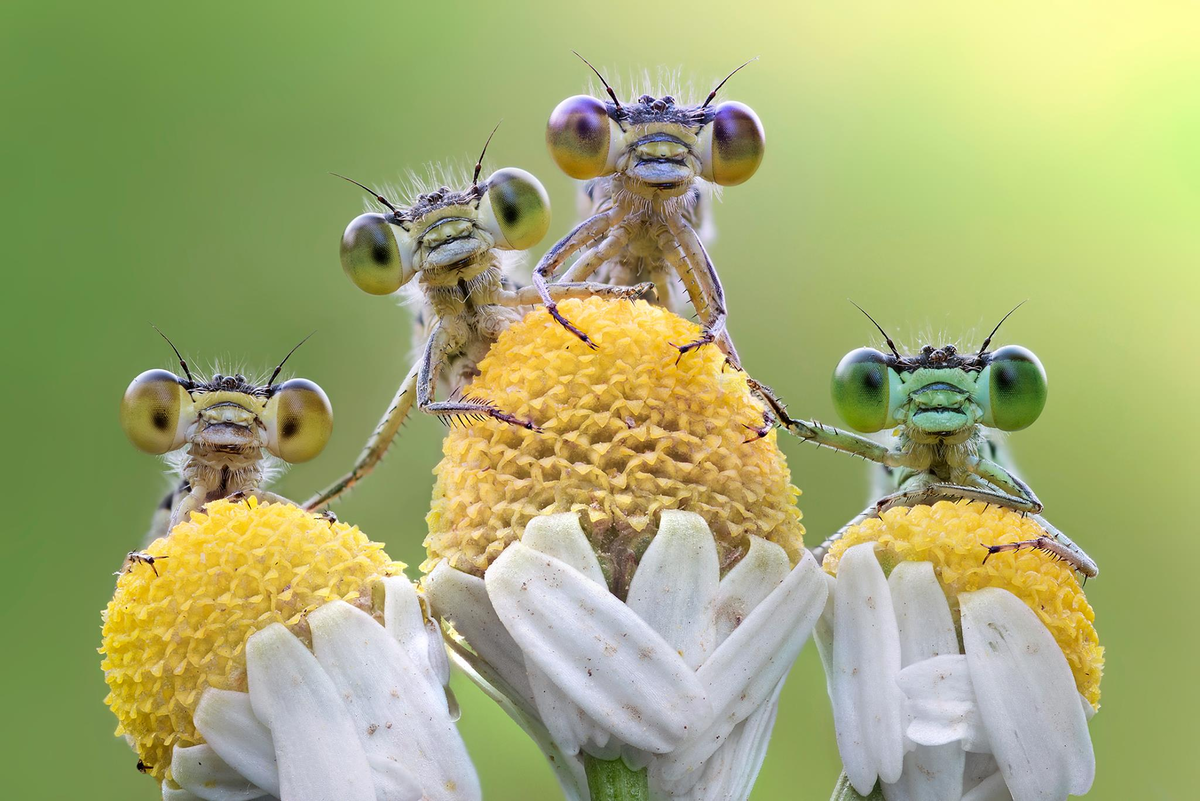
[121,334,332,463]
[830,306,1048,440]
[337,131,550,294]
[546,56,765,192]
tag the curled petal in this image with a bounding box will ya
[192,688,279,798]
[171,743,266,801]
[897,654,988,752]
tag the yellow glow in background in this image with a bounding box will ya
[2,1,1195,798]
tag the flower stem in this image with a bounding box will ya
[829,771,886,801]
[583,754,649,801]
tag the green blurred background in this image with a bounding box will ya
[3,1,1196,798]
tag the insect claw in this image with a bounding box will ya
[547,305,598,349]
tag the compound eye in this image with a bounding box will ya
[265,379,333,463]
[984,345,1047,431]
[480,168,551,250]
[700,101,765,186]
[546,95,616,180]
[831,348,892,432]
[120,369,190,454]
[340,213,412,295]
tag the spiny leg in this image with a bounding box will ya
[965,456,1044,514]
[303,361,421,511]
[417,320,540,431]
[780,416,903,465]
[537,226,633,347]
[982,513,1098,579]
[810,501,882,564]
[533,207,628,346]
[663,218,731,360]
[656,224,720,356]
[498,277,651,307]
[875,482,1040,515]
[809,481,1010,563]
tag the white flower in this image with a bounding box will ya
[425,510,829,800]
[816,543,1096,801]
[166,576,480,801]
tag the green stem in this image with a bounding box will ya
[583,754,649,801]
[829,770,886,801]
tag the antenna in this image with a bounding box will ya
[979,301,1026,354]
[573,51,622,111]
[472,120,502,188]
[702,57,758,108]
[849,300,902,359]
[151,324,195,384]
[330,173,399,214]
[267,331,316,389]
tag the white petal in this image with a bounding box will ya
[486,542,708,753]
[366,754,424,801]
[962,753,1001,795]
[171,744,265,801]
[882,744,964,801]
[675,673,786,801]
[626,511,720,670]
[528,663,599,756]
[382,576,446,694]
[245,623,376,801]
[829,543,905,792]
[192,688,280,798]
[961,771,1013,801]
[308,601,481,801]
[960,589,1095,801]
[425,561,538,717]
[896,654,988,751]
[658,550,827,784]
[516,514,624,756]
[445,644,591,801]
[163,787,272,801]
[162,788,205,801]
[813,570,839,690]
[888,562,958,666]
[712,535,791,646]
[426,615,452,688]
[520,512,607,585]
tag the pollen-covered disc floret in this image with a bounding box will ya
[99,497,403,783]
[822,499,1102,707]
[425,297,805,588]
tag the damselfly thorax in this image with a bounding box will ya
[304,129,650,511]
[777,306,1098,578]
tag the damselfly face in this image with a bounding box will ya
[546,84,765,195]
[338,167,551,295]
[120,368,333,463]
[831,343,1047,445]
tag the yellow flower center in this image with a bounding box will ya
[425,297,805,596]
[99,498,404,783]
[822,499,1102,708]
